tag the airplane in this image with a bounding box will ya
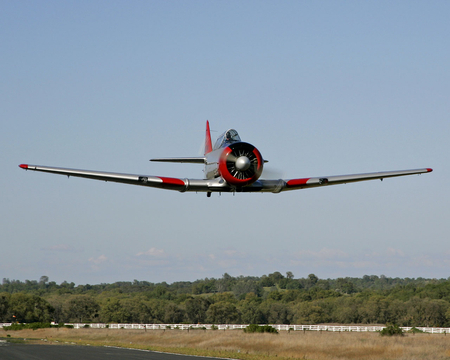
[19,121,432,197]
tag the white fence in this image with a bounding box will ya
[1,323,450,334]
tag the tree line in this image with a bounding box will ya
[1,273,450,327]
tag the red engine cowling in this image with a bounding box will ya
[218,142,263,187]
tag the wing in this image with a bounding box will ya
[253,168,433,193]
[19,164,432,194]
[18,164,213,192]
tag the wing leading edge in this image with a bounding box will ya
[19,164,432,194]
[18,164,192,191]
[18,164,235,192]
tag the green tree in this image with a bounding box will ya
[8,293,53,323]
[332,297,363,324]
[232,279,262,299]
[146,299,167,323]
[239,293,266,324]
[206,301,240,324]
[308,274,319,286]
[122,297,152,323]
[358,295,390,324]
[259,275,274,287]
[215,273,235,293]
[0,293,10,322]
[185,297,210,323]
[66,295,100,323]
[164,302,184,323]
[336,278,356,294]
[39,276,49,286]
[99,298,131,323]
[407,298,449,327]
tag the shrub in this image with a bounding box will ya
[244,324,278,334]
[3,322,52,331]
[407,327,424,334]
[380,324,404,337]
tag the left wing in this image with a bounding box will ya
[253,168,433,193]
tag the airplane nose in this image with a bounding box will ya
[235,156,251,171]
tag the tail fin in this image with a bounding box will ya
[204,120,213,155]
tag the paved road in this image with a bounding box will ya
[0,343,229,360]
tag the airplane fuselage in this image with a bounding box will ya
[204,129,264,188]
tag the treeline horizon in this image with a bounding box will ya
[2,272,450,328]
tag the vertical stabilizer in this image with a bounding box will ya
[205,120,213,155]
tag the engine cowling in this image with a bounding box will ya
[218,142,263,187]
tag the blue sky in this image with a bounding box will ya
[1,1,449,285]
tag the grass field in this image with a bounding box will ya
[2,328,450,360]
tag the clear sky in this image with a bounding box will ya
[1,1,449,285]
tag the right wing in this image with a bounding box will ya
[18,164,209,192]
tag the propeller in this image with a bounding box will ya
[218,142,263,186]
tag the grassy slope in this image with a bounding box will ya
[2,328,450,360]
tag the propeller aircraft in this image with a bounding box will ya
[19,121,432,197]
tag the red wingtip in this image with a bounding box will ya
[427,168,433,172]
[19,164,28,169]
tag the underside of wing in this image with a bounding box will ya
[217,168,433,193]
[19,164,433,195]
[19,164,205,192]
[281,168,433,192]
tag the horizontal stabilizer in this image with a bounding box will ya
[150,157,205,164]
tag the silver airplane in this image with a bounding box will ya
[19,121,432,197]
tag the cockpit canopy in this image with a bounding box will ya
[213,129,241,150]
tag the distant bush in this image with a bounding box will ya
[3,322,53,331]
[189,326,207,330]
[407,327,424,334]
[380,324,404,336]
[244,324,278,334]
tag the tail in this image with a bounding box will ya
[204,120,213,155]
